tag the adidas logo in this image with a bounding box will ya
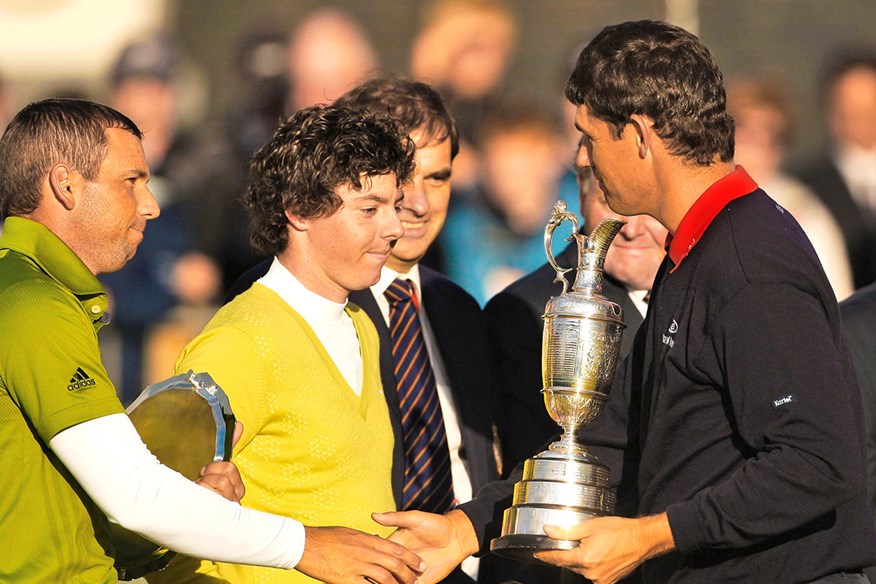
[67,367,97,391]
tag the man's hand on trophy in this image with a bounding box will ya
[195,421,246,503]
[535,514,676,584]
[372,509,479,584]
[296,525,426,584]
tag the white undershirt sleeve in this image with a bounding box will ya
[49,413,305,569]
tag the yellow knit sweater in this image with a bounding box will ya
[152,284,395,583]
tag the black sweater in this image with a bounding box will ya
[461,185,876,583]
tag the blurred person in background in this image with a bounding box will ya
[218,8,381,290]
[101,34,225,404]
[285,6,378,113]
[410,0,517,192]
[794,48,876,289]
[439,99,568,305]
[727,75,854,300]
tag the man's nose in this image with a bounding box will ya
[576,143,591,168]
[140,186,160,220]
[386,207,405,240]
[403,179,430,215]
[620,214,647,238]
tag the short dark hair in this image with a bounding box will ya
[565,20,734,166]
[334,73,459,159]
[0,98,142,218]
[244,104,416,256]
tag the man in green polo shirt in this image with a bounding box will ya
[0,98,424,583]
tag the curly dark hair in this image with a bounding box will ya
[245,104,416,256]
[565,20,734,166]
[335,73,459,159]
[0,98,142,218]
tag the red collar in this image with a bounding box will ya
[666,166,759,271]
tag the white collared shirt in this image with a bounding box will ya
[836,144,876,213]
[258,257,363,396]
[628,288,650,318]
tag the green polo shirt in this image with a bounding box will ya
[0,217,124,583]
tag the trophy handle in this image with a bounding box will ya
[544,201,579,294]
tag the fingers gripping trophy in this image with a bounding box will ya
[491,201,626,561]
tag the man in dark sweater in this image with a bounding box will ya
[375,20,876,584]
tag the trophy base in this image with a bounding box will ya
[490,533,578,562]
[490,449,615,564]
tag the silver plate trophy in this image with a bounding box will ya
[112,370,236,581]
[491,201,626,562]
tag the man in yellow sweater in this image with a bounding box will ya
[152,104,416,583]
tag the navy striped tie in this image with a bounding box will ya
[384,278,455,513]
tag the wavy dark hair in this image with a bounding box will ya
[335,73,459,159]
[0,98,141,218]
[565,20,734,166]
[245,104,416,255]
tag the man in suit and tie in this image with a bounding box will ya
[487,164,667,476]
[227,75,498,583]
[793,49,876,289]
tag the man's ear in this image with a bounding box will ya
[630,114,654,159]
[48,164,78,211]
[285,209,308,231]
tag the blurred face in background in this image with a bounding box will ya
[111,76,176,167]
[828,66,876,151]
[286,8,377,111]
[480,124,565,235]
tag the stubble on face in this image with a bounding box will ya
[74,129,155,275]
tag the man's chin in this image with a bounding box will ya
[387,245,428,270]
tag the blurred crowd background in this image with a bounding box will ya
[0,0,874,404]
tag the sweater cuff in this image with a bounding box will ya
[456,493,512,555]
[666,501,707,553]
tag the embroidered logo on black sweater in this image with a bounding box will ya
[662,319,678,348]
[68,367,96,391]
[772,393,797,409]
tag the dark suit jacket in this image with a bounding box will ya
[481,242,646,584]
[840,282,876,582]
[794,155,876,288]
[485,242,645,475]
[227,261,499,583]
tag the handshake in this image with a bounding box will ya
[313,507,673,584]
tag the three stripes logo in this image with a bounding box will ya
[68,367,96,391]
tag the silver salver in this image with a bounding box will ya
[112,370,236,580]
[491,201,626,562]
